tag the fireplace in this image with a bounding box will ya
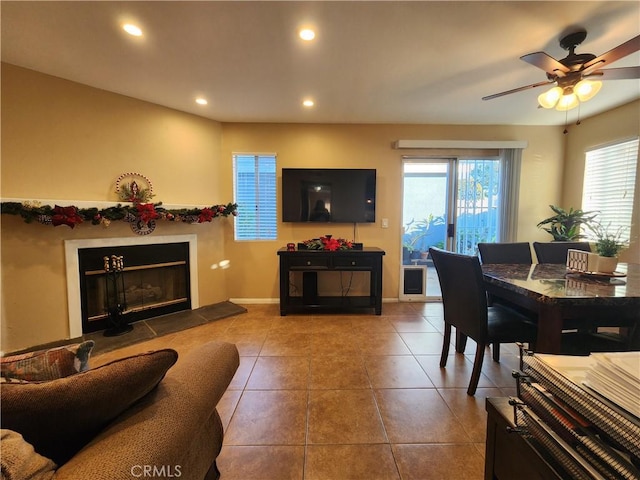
[65,235,199,337]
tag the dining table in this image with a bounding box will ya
[481,262,640,354]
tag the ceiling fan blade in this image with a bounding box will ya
[586,66,640,80]
[482,80,555,101]
[520,52,569,77]
[582,35,640,74]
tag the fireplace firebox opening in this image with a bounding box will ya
[78,242,191,334]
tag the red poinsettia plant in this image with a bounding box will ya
[302,236,353,251]
[136,203,160,223]
[51,205,83,228]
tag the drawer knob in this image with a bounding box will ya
[307,261,311,266]
[351,261,356,266]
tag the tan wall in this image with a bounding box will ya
[221,123,565,301]
[1,64,229,352]
[562,100,640,263]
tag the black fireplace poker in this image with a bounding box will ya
[103,255,133,337]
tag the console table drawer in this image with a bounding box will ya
[332,256,375,268]
[288,257,330,269]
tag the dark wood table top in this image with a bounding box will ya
[482,263,640,307]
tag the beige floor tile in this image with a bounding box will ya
[474,442,486,459]
[354,332,412,355]
[239,304,282,319]
[388,315,440,332]
[228,356,257,390]
[351,316,396,332]
[437,387,502,442]
[392,443,485,480]
[309,315,354,333]
[246,356,310,390]
[307,389,387,444]
[305,444,400,480]
[416,354,496,389]
[91,303,511,480]
[270,316,315,333]
[309,356,371,389]
[380,303,425,315]
[217,389,242,429]
[217,332,267,356]
[479,353,521,388]
[260,332,312,356]
[311,332,361,356]
[364,356,434,389]
[375,389,471,443]
[225,390,308,445]
[226,316,274,334]
[217,445,304,480]
[398,332,447,355]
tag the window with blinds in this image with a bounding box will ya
[582,138,639,242]
[233,154,277,241]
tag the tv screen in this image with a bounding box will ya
[282,168,376,223]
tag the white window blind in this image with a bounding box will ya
[233,154,277,241]
[582,138,639,242]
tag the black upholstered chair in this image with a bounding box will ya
[429,247,538,396]
[477,242,532,264]
[532,241,591,264]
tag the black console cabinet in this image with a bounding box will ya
[277,247,385,316]
[485,398,565,480]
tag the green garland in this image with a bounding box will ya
[1,201,238,228]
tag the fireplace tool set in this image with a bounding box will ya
[102,255,133,336]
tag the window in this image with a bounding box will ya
[582,138,638,242]
[233,154,277,241]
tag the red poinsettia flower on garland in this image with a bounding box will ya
[136,203,159,223]
[51,205,83,228]
[321,236,342,251]
[302,236,353,251]
[198,207,215,223]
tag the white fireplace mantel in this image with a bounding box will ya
[64,234,199,338]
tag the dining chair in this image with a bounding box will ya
[429,247,538,396]
[477,242,532,264]
[477,242,536,318]
[532,241,591,264]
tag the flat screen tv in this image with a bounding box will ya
[282,168,376,223]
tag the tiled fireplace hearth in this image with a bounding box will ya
[65,234,199,337]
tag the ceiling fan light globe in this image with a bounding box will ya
[538,86,563,109]
[575,80,602,102]
[556,93,579,111]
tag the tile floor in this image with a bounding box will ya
[92,302,522,480]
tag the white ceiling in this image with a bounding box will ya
[2,1,639,126]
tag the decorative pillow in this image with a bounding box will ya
[0,348,178,466]
[0,429,56,480]
[1,341,95,382]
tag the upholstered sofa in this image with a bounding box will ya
[1,340,240,480]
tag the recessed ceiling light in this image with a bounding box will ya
[303,99,314,107]
[123,24,143,37]
[195,98,208,106]
[299,29,315,41]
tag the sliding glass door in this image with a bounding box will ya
[401,157,502,300]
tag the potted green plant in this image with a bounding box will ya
[588,222,628,273]
[536,205,597,241]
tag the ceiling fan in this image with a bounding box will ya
[483,30,640,111]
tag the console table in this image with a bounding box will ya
[277,247,385,316]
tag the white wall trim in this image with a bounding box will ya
[393,140,528,149]
[64,234,199,338]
